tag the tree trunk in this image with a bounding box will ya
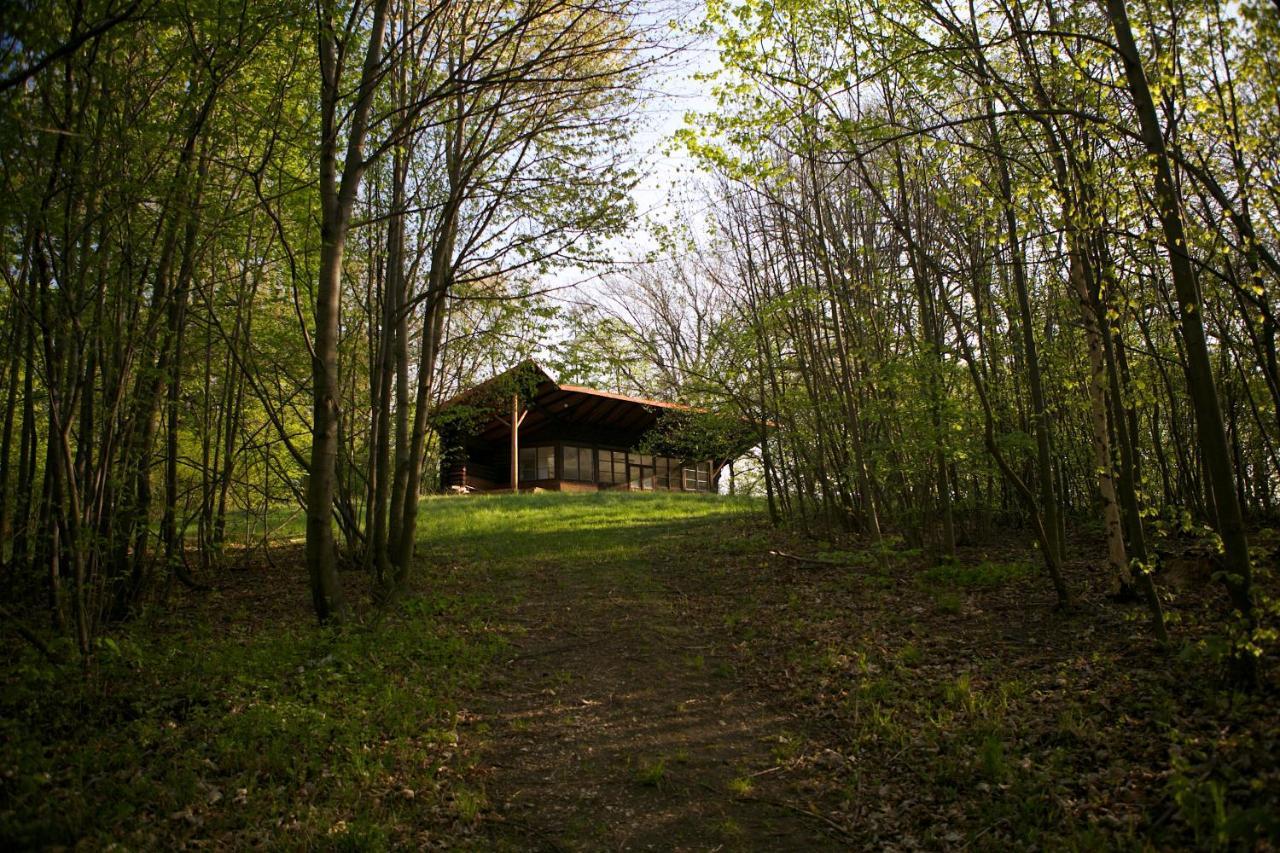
[305,0,391,622]
[1103,0,1253,676]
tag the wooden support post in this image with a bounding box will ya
[511,394,519,491]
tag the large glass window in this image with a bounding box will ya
[629,455,655,490]
[682,461,711,492]
[598,450,626,484]
[562,445,593,481]
[655,457,677,489]
[518,446,555,481]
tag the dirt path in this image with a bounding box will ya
[453,549,845,851]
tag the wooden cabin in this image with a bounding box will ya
[433,362,737,494]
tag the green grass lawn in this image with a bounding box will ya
[0,491,758,849]
[418,490,758,567]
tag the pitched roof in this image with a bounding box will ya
[434,359,556,412]
[435,359,698,416]
[553,384,696,413]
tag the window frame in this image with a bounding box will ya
[561,444,595,482]
[597,449,627,485]
[518,445,556,481]
[682,461,712,492]
[517,443,714,491]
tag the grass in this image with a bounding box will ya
[450,786,487,822]
[0,491,756,848]
[191,503,307,545]
[199,489,756,558]
[922,559,1035,589]
[715,817,744,840]
[718,538,1280,849]
[633,758,667,788]
[932,589,964,614]
[0,594,502,847]
[977,734,1007,782]
[6,492,1276,849]
[417,490,758,572]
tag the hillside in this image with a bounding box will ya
[3,492,1275,849]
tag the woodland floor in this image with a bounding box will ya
[1,492,1278,850]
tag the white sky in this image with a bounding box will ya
[540,0,721,310]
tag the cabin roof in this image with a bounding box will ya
[436,360,697,415]
[434,360,717,450]
[552,384,696,414]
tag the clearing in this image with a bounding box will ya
[1,492,1276,850]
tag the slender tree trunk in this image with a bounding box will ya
[306,0,391,621]
[1067,230,1132,596]
[1103,0,1253,675]
[989,120,1060,569]
[0,302,24,554]
[369,147,408,590]
[13,316,37,572]
[393,271,450,579]
[306,230,349,619]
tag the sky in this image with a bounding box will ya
[542,0,722,311]
[625,1,720,232]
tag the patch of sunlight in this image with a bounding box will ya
[417,491,760,569]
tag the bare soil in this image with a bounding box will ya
[449,554,848,851]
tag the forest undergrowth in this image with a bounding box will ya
[713,528,1280,848]
[0,544,507,849]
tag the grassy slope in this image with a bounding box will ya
[709,541,1280,850]
[419,490,758,568]
[0,492,753,849]
[1,492,1276,849]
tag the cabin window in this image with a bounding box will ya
[628,454,656,490]
[519,446,555,481]
[562,445,593,481]
[598,450,626,484]
[655,457,677,489]
[682,461,711,492]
